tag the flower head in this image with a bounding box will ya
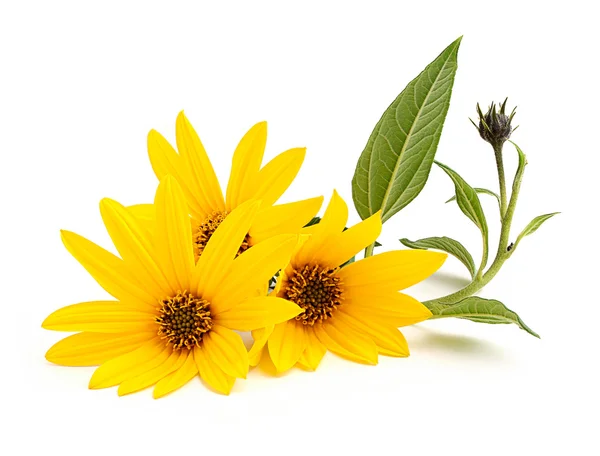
[248,192,447,372]
[472,98,516,148]
[43,176,302,398]
[130,112,323,260]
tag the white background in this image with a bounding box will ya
[1,1,598,454]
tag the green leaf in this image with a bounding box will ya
[515,212,560,246]
[428,296,539,338]
[352,37,462,223]
[446,187,500,209]
[400,236,476,279]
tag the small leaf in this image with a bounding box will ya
[400,236,476,278]
[446,187,500,210]
[352,37,462,223]
[515,212,559,246]
[428,296,539,338]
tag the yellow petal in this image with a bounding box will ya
[226,121,267,210]
[60,230,155,312]
[89,339,168,389]
[214,296,302,332]
[295,190,348,266]
[248,197,324,243]
[176,111,225,213]
[194,345,236,395]
[211,234,298,313]
[118,349,188,396]
[153,176,195,292]
[100,198,173,297]
[317,211,382,268]
[192,200,260,300]
[252,148,305,207]
[314,320,378,365]
[342,291,432,327]
[148,129,206,220]
[202,326,249,379]
[267,320,307,373]
[153,350,199,399]
[45,331,155,366]
[248,325,274,367]
[127,204,155,224]
[297,328,326,371]
[42,301,155,333]
[335,311,409,357]
[338,250,447,291]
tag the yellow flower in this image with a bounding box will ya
[43,176,302,398]
[249,191,447,372]
[130,111,323,259]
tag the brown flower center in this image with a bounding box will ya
[193,211,251,260]
[283,265,343,326]
[156,291,212,350]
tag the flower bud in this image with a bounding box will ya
[471,98,516,148]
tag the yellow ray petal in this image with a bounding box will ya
[194,345,236,395]
[248,325,274,367]
[176,111,225,213]
[295,190,348,266]
[154,176,195,292]
[252,148,306,207]
[100,198,173,297]
[42,301,155,333]
[318,211,382,268]
[226,121,267,210]
[202,326,249,379]
[211,234,298,313]
[127,204,155,224]
[314,320,378,365]
[296,328,327,371]
[267,320,307,373]
[338,250,447,291]
[192,200,260,300]
[89,339,169,389]
[45,331,155,367]
[248,197,324,244]
[153,351,199,399]
[214,296,302,332]
[148,129,206,220]
[335,311,409,357]
[61,230,155,312]
[342,291,432,327]
[118,349,188,396]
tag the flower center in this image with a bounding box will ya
[193,211,251,259]
[156,291,213,350]
[283,265,343,326]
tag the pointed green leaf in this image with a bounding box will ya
[400,236,476,278]
[446,187,500,210]
[428,296,539,338]
[515,212,560,246]
[352,37,462,223]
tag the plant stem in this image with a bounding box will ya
[494,143,508,219]
[364,242,375,258]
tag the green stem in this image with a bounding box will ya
[364,242,375,258]
[494,143,508,219]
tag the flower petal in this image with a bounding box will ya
[214,297,302,332]
[252,148,306,207]
[192,200,260,300]
[153,350,198,399]
[45,332,155,366]
[297,328,326,371]
[154,176,195,292]
[338,250,447,291]
[248,325,274,367]
[226,121,267,210]
[211,234,298,313]
[127,204,155,224]
[118,349,188,396]
[175,111,225,213]
[267,320,307,373]
[248,197,324,243]
[314,319,378,365]
[42,301,155,333]
[343,291,432,327]
[202,326,249,379]
[88,339,169,389]
[60,230,155,311]
[194,345,236,395]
